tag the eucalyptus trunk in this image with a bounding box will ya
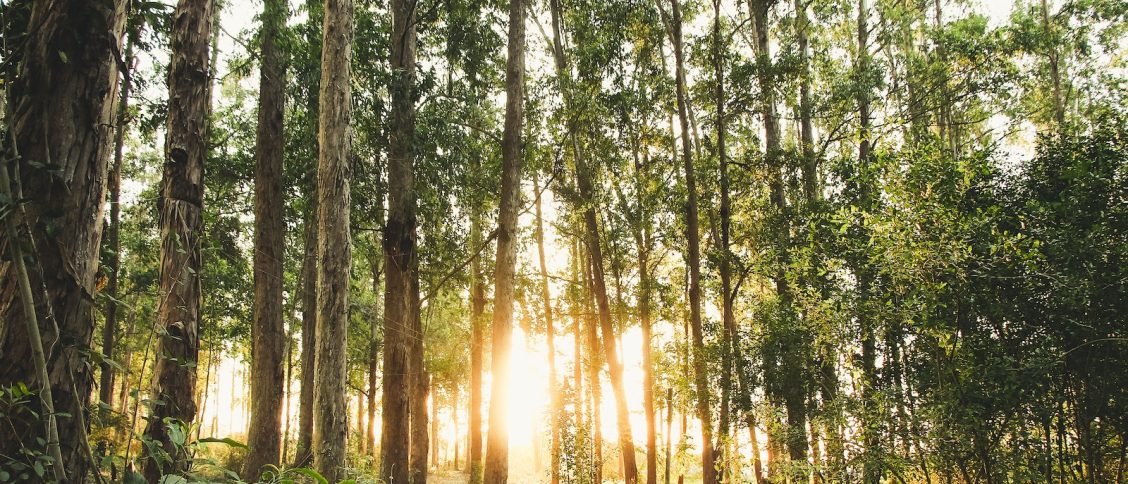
[666,0,716,481]
[0,1,125,476]
[381,0,419,481]
[312,0,354,476]
[483,0,525,480]
[142,0,212,478]
[244,0,288,477]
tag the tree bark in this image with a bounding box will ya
[142,0,212,478]
[100,40,133,412]
[295,195,319,468]
[411,280,429,483]
[243,0,288,477]
[368,237,383,458]
[0,0,125,478]
[533,174,562,484]
[665,1,716,481]
[381,0,419,481]
[294,0,323,466]
[469,211,486,484]
[482,0,525,480]
[312,0,353,477]
[713,1,735,480]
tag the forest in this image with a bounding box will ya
[0,0,1126,482]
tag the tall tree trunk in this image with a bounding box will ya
[411,279,429,483]
[0,0,125,478]
[142,0,212,478]
[748,0,809,472]
[795,0,816,202]
[1040,0,1065,126]
[855,1,882,482]
[100,40,133,412]
[311,0,353,477]
[294,0,323,465]
[631,166,657,484]
[550,8,643,482]
[296,197,319,467]
[664,1,717,481]
[368,237,382,458]
[534,174,562,484]
[665,388,673,484]
[431,378,440,467]
[381,0,419,480]
[482,0,525,480]
[469,212,486,484]
[583,254,605,484]
[244,0,288,477]
[712,0,735,480]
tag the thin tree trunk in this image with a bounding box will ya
[142,0,212,478]
[282,331,294,462]
[534,173,562,484]
[311,0,354,476]
[1040,0,1065,126]
[100,40,133,411]
[431,377,439,468]
[664,1,716,481]
[294,0,323,465]
[665,388,673,484]
[483,0,525,480]
[295,196,318,468]
[381,0,419,481]
[244,0,288,476]
[368,238,382,458]
[469,211,486,484]
[713,0,735,480]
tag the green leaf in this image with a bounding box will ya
[288,468,329,484]
[196,436,248,449]
[123,471,147,484]
[159,475,188,484]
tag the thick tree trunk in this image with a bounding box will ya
[381,0,419,481]
[243,0,288,477]
[312,0,353,477]
[0,0,124,478]
[482,0,525,480]
[533,174,562,484]
[665,1,716,482]
[142,0,212,479]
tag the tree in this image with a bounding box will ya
[381,0,420,481]
[312,0,353,477]
[243,0,288,477]
[482,0,525,480]
[0,0,126,478]
[661,0,716,481]
[294,0,323,466]
[142,0,213,478]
